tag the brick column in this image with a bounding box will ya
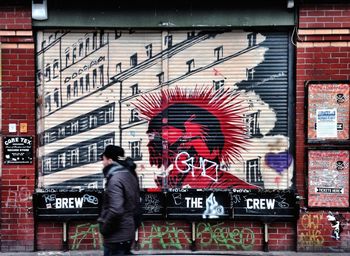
[296,3,350,252]
[0,1,35,252]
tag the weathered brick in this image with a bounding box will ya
[297,3,350,252]
[1,2,35,253]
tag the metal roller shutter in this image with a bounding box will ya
[35,29,293,190]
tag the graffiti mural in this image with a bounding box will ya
[138,221,255,251]
[196,222,255,250]
[70,223,102,250]
[135,86,258,189]
[326,211,349,241]
[298,211,350,252]
[35,30,293,190]
[299,213,325,249]
[139,222,191,250]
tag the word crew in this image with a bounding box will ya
[246,198,275,209]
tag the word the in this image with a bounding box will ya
[185,197,203,208]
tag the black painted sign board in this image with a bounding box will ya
[166,189,232,220]
[140,191,166,219]
[33,189,298,222]
[3,136,33,164]
[229,189,298,222]
[33,190,103,221]
[165,189,298,221]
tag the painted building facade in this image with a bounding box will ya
[0,0,350,253]
[36,29,293,191]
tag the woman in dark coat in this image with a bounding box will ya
[98,145,140,256]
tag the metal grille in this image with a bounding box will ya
[35,30,293,190]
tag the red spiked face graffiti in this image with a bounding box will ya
[135,86,258,189]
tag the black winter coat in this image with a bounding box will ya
[98,159,139,245]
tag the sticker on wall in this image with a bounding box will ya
[3,136,33,164]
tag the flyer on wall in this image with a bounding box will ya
[316,108,337,138]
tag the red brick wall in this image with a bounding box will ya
[137,221,294,252]
[36,223,64,251]
[299,4,350,29]
[296,3,350,252]
[298,212,350,252]
[0,0,35,252]
[35,220,294,252]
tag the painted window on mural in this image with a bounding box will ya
[35,30,293,190]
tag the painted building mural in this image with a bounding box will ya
[35,30,293,190]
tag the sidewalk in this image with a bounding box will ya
[1,251,350,256]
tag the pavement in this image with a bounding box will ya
[1,251,350,256]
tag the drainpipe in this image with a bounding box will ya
[190,221,196,251]
[63,222,69,251]
[135,227,139,250]
[263,222,269,252]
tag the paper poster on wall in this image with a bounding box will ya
[307,82,350,142]
[308,150,349,208]
[3,136,33,164]
[316,109,337,138]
